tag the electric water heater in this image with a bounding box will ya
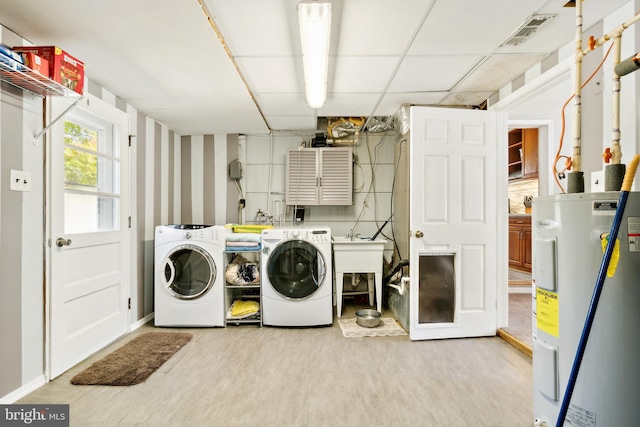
[532,192,640,426]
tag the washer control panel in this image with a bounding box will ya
[308,229,331,243]
[268,228,331,243]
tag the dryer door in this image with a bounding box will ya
[160,244,216,299]
[266,240,326,299]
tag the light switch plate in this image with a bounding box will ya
[10,169,31,191]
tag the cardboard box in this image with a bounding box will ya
[20,52,50,78]
[13,46,84,94]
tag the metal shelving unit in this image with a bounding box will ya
[224,250,262,327]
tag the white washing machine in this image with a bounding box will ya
[261,227,333,326]
[154,224,225,327]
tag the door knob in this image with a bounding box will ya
[415,230,424,238]
[56,238,72,247]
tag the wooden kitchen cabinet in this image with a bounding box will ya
[509,215,532,272]
[508,128,538,180]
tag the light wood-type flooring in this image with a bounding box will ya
[18,303,533,426]
[500,269,534,356]
[508,268,532,286]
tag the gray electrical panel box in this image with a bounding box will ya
[229,160,242,179]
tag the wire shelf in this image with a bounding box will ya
[0,58,80,97]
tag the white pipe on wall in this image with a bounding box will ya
[611,34,623,165]
[267,132,273,219]
[571,0,584,174]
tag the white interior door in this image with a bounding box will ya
[409,106,505,340]
[48,94,130,378]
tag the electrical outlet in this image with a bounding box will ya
[10,169,31,192]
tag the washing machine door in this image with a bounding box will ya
[266,240,326,299]
[160,244,216,299]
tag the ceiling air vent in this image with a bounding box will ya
[501,14,556,47]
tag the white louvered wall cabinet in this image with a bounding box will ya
[285,147,353,206]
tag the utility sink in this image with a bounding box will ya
[332,237,386,271]
[332,237,386,316]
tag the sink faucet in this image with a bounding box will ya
[345,229,360,240]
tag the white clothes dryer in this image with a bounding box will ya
[261,227,333,326]
[154,224,225,327]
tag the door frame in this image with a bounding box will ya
[491,57,571,328]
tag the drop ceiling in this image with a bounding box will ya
[0,0,630,135]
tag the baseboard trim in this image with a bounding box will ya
[509,285,532,294]
[131,313,154,331]
[0,375,46,404]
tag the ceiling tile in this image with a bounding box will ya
[455,54,546,92]
[237,57,301,93]
[255,93,309,116]
[265,115,318,131]
[332,56,400,92]
[409,0,547,55]
[132,96,268,135]
[440,91,496,106]
[336,0,432,55]
[375,92,449,115]
[205,0,298,56]
[389,55,484,92]
[318,93,382,117]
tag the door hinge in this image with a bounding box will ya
[128,298,131,310]
[128,216,132,228]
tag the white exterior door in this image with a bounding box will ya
[48,94,130,378]
[409,106,505,340]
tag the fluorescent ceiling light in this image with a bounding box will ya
[298,2,332,109]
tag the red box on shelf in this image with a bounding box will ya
[20,52,50,78]
[13,46,84,94]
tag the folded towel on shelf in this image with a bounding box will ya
[225,245,261,252]
[225,231,263,243]
[229,300,260,318]
[231,225,273,234]
[226,241,259,247]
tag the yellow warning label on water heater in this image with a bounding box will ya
[536,288,559,337]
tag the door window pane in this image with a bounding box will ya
[64,194,120,234]
[64,117,120,234]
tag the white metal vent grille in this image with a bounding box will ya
[501,14,556,47]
